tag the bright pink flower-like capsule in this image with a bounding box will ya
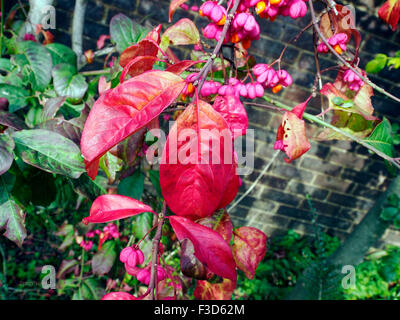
[243,83,265,99]
[120,246,145,269]
[200,1,227,25]
[200,81,222,96]
[232,13,260,41]
[277,70,293,87]
[85,231,95,238]
[24,33,36,42]
[181,73,198,100]
[191,5,199,12]
[136,266,167,285]
[343,69,364,92]
[253,64,280,88]
[203,23,228,43]
[317,33,349,55]
[282,0,307,19]
[180,3,189,10]
[80,240,93,251]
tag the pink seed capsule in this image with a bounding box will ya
[247,83,256,99]
[253,64,269,76]
[255,83,265,97]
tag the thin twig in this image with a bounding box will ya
[194,0,241,91]
[228,150,280,213]
[261,95,400,169]
[308,0,400,104]
[148,201,166,300]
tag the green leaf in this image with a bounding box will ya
[149,169,162,197]
[0,84,30,112]
[110,14,147,52]
[0,133,15,175]
[15,41,52,91]
[364,118,395,157]
[365,54,387,74]
[92,241,116,276]
[0,58,13,72]
[0,173,26,247]
[45,43,77,67]
[12,129,85,179]
[118,170,145,200]
[381,207,398,221]
[52,63,88,100]
[133,211,153,239]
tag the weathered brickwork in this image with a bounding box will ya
[50,0,400,246]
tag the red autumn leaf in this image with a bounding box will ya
[169,0,189,22]
[378,0,400,30]
[217,162,240,209]
[163,18,200,45]
[197,209,233,243]
[101,292,137,300]
[119,39,159,76]
[169,215,237,281]
[81,70,185,179]
[273,98,311,163]
[120,55,158,81]
[145,24,162,44]
[97,34,110,49]
[194,278,236,300]
[213,94,248,139]
[166,60,204,75]
[232,226,267,280]
[159,100,234,219]
[82,194,155,224]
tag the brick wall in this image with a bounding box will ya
[49,0,400,246]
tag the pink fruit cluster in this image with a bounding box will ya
[218,78,265,99]
[200,1,227,25]
[343,69,364,92]
[231,12,260,48]
[120,246,145,269]
[229,0,308,20]
[137,266,167,285]
[103,223,120,239]
[253,64,293,93]
[317,33,349,55]
[200,80,222,96]
[79,239,93,251]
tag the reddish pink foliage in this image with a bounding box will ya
[274,98,311,163]
[101,292,137,300]
[169,216,237,281]
[82,194,155,224]
[119,40,159,76]
[232,226,267,280]
[166,60,204,75]
[81,70,185,179]
[145,24,162,44]
[213,94,248,139]
[159,100,235,219]
[120,55,158,81]
[378,0,400,30]
[98,76,110,95]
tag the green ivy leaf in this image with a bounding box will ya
[0,173,26,247]
[45,43,77,67]
[15,41,52,91]
[0,84,30,112]
[364,118,395,158]
[118,170,145,200]
[12,129,85,179]
[52,63,88,100]
[365,54,387,74]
